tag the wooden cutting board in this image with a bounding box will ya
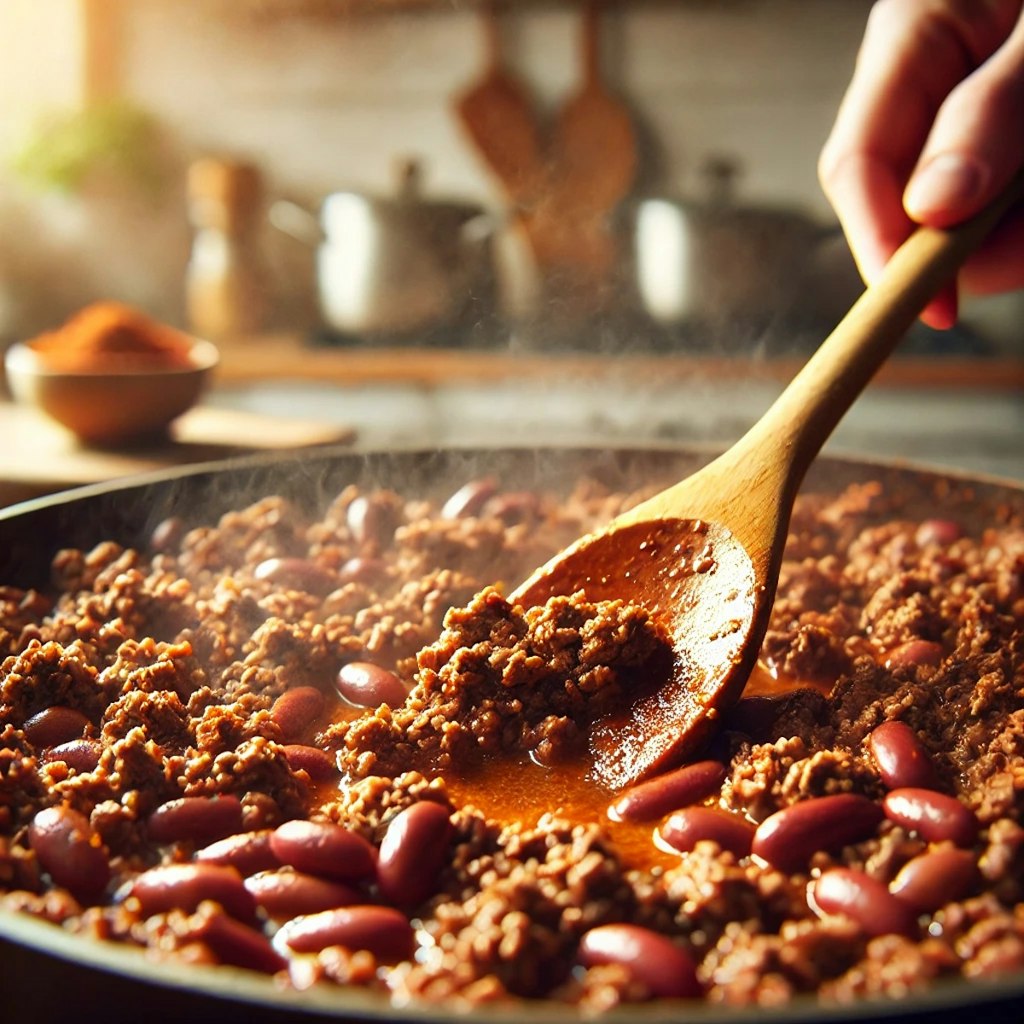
[0,401,355,504]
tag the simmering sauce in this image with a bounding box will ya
[316,657,825,874]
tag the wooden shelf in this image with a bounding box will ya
[212,335,1024,393]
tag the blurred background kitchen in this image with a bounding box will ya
[0,0,1020,500]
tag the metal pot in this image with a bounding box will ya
[271,159,498,340]
[623,158,834,345]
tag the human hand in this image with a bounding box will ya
[819,0,1024,329]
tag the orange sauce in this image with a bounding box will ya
[313,660,829,873]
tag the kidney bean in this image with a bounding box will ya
[129,863,256,922]
[811,868,917,937]
[149,515,184,553]
[441,477,498,519]
[484,490,540,524]
[270,686,326,742]
[147,795,244,846]
[338,556,387,584]
[889,846,980,912]
[282,744,338,782]
[915,519,963,548]
[254,557,336,596]
[883,788,979,847]
[346,495,399,549]
[279,905,414,961]
[658,806,755,858]
[270,820,377,882]
[608,760,726,823]
[23,706,90,748]
[245,868,359,918]
[884,640,944,671]
[725,689,829,743]
[195,830,280,877]
[28,806,110,900]
[576,924,701,999]
[752,794,884,873]
[192,910,288,974]
[42,738,102,774]
[868,721,941,791]
[336,662,408,709]
[377,801,453,907]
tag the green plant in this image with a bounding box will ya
[11,99,165,195]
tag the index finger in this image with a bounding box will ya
[819,2,978,285]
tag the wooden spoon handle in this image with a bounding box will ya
[751,170,1024,484]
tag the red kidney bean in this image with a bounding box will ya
[270,820,377,882]
[484,490,540,524]
[441,478,498,519]
[129,863,256,922]
[282,744,338,782]
[868,721,941,791]
[270,686,326,742]
[194,830,280,877]
[254,557,336,596]
[884,640,944,671]
[279,905,414,960]
[336,662,408,709]
[608,760,726,823]
[725,689,829,743]
[23,706,90,748]
[883,788,979,847]
[28,806,110,900]
[915,519,963,548]
[889,846,980,912]
[811,868,917,937]
[192,910,288,974]
[658,806,755,858]
[347,495,399,549]
[244,868,359,918]
[377,801,453,907]
[577,924,701,999]
[338,556,387,584]
[147,795,244,846]
[149,515,184,553]
[42,738,102,774]
[752,794,884,873]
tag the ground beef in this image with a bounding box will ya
[328,587,669,776]
[0,468,1021,1017]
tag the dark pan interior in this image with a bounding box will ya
[1,443,1022,1024]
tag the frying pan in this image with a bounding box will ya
[0,443,1021,1024]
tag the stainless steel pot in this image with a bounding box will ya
[622,158,836,342]
[272,159,498,340]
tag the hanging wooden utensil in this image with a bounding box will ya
[525,0,637,296]
[454,4,545,208]
[552,1,637,217]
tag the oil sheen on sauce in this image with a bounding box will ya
[316,660,821,875]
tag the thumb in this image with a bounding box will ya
[904,17,1024,228]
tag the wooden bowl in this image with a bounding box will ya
[4,336,219,445]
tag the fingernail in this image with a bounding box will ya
[905,154,988,218]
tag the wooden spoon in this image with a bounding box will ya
[512,175,1023,791]
[550,0,636,217]
[455,4,545,208]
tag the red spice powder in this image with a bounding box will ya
[28,302,196,372]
